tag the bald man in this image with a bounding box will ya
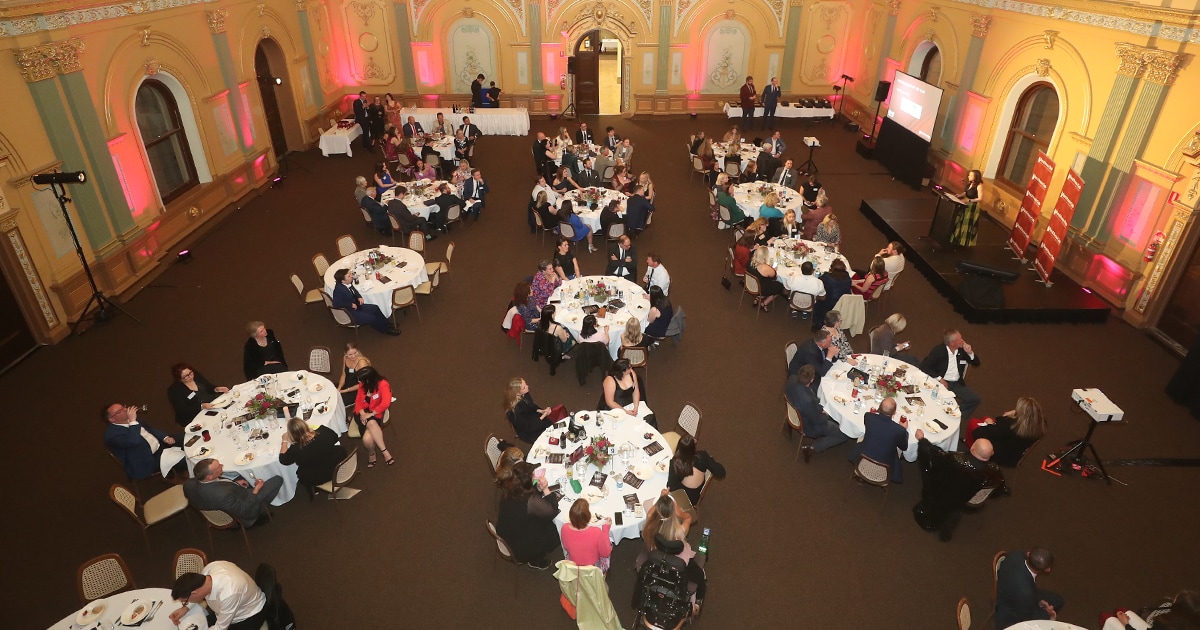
[849,397,909,483]
[913,435,1008,541]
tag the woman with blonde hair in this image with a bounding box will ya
[278,417,346,490]
[697,137,716,172]
[966,397,1047,467]
[759,191,783,219]
[503,377,558,443]
[769,208,801,240]
[555,126,573,150]
[337,343,372,406]
[746,246,785,311]
[814,211,841,249]
[869,313,910,357]
[621,317,644,348]
[637,171,656,203]
[492,445,526,489]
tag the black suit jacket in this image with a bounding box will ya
[850,412,909,482]
[919,345,980,384]
[994,551,1053,628]
[387,199,423,232]
[787,339,833,385]
[461,123,481,141]
[331,282,364,311]
[770,167,798,188]
[575,129,593,145]
[784,375,837,438]
[402,122,424,137]
[575,168,599,188]
[183,478,266,527]
[353,98,368,124]
[605,134,621,150]
[625,195,653,231]
[470,79,483,106]
[605,242,637,279]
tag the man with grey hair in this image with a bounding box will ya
[919,329,982,421]
[183,458,282,527]
[849,397,909,483]
[353,175,369,203]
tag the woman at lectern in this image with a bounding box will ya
[950,169,983,247]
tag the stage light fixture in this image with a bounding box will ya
[176,249,193,263]
[32,171,87,185]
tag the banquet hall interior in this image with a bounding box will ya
[3,0,1200,628]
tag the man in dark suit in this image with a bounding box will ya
[786,329,840,387]
[761,76,782,129]
[575,158,599,188]
[918,329,982,421]
[359,188,392,236]
[470,73,485,108]
[183,458,283,528]
[599,200,622,237]
[461,168,490,219]
[423,182,462,232]
[606,234,637,279]
[532,131,554,177]
[739,76,757,129]
[386,189,433,236]
[332,268,400,335]
[995,547,1065,628]
[402,116,424,138]
[460,116,481,141]
[624,185,653,232]
[604,126,621,151]
[575,122,594,145]
[592,148,615,184]
[785,366,850,460]
[352,90,371,150]
[913,436,1007,541]
[103,403,181,481]
[771,159,799,189]
[756,141,780,181]
[849,398,909,483]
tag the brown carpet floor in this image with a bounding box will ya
[8,114,1199,630]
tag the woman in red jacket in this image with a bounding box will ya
[353,366,395,467]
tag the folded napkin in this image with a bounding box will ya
[160,447,186,477]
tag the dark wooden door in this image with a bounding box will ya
[0,267,38,373]
[1157,239,1200,350]
[255,46,289,155]
[574,33,600,116]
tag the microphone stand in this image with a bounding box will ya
[834,76,853,121]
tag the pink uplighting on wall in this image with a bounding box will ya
[107,134,153,217]
[959,92,989,153]
[238,83,255,147]
[1085,254,1132,299]
[253,154,268,180]
[543,44,563,88]
[411,43,442,87]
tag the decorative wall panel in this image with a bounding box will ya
[701,20,749,94]
[31,188,75,259]
[213,101,238,155]
[800,1,850,87]
[448,18,497,94]
[642,51,654,85]
[341,0,395,84]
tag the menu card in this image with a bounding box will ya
[545,453,564,464]
[643,442,664,457]
[589,472,608,489]
[623,494,640,510]
[622,472,645,489]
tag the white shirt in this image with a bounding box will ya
[128,421,161,453]
[792,274,825,297]
[644,263,671,296]
[532,184,558,204]
[943,346,974,382]
[201,561,266,630]
[883,254,905,288]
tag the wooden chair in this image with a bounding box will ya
[619,345,648,385]
[426,241,454,278]
[415,268,440,296]
[532,211,554,247]
[849,454,891,504]
[782,399,817,463]
[558,222,578,247]
[783,340,798,375]
[662,402,701,452]
[788,291,816,319]
[724,160,741,177]
[696,469,717,507]
[980,551,1007,629]
[407,229,426,254]
[391,286,420,323]
[707,189,719,219]
[717,205,732,230]
[109,484,190,555]
[199,509,253,557]
[690,156,706,181]
[290,274,323,305]
[445,204,462,230]
[484,434,503,474]
[359,207,373,228]
[388,215,403,245]
[486,520,521,595]
[320,291,360,338]
[732,227,746,244]
[107,451,162,503]
[956,597,971,630]
[317,447,361,500]
[172,548,208,580]
[312,253,330,278]
[741,273,763,320]
[78,553,135,604]
[426,153,443,177]
[725,246,745,282]
[606,222,626,241]
[336,234,358,257]
[307,346,331,374]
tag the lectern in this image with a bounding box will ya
[929,190,965,250]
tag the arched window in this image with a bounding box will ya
[135,79,197,203]
[919,46,941,84]
[996,83,1058,189]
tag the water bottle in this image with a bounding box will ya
[698,528,711,555]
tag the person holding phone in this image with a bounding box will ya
[560,499,613,571]
[353,367,395,468]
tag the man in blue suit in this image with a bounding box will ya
[402,115,424,138]
[461,169,490,220]
[103,403,181,481]
[331,268,401,335]
[624,185,654,233]
[849,398,910,483]
[787,330,837,384]
[359,188,392,236]
[785,366,850,461]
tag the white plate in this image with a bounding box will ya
[75,601,105,625]
[120,600,151,625]
[187,422,204,433]
[236,451,258,466]
[192,445,212,458]
[633,464,655,480]
[209,394,233,409]
[308,383,325,393]
[583,486,607,504]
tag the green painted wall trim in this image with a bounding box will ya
[656,5,670,94]
[1070,73,1137,231]
[58,72,135,234]
[296,11,326,109]
[529,4,543,95]
[780,6,803,92]
[212,32,251,154]
[875,13,898,83]
[393,4,419,95]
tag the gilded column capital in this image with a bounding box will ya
[887,0,901,16]
[295,0,309,10]
[207,9,229,34]
[12,38,85,82]
[969,14,991,38]
[1142,49,1186,85]
[51,38,84,75]
[1115,42,1147,78]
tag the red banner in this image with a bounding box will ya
[1034,169,1085,285]
[1006,151,1055,261]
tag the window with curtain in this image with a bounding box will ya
[996,83,1058,190]
[135,80,197,203]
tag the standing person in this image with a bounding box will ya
[368,96,386,146]
[532,131,554,177]
[353,90,371,150]
[353,366,396,468]
[470,73,485,108]
[337,343,371,407]
[166,363,229,427]
[384,92,402,129]
[951,169,984,247]
[643,253,671,296]
[918,329,982,421]
[487,81,502,107]
[331,269,401,336]
[242,321,287,380]
[169,561,266,630]
[994,547,1066,628]
[739,76,757,130]
[761,76,782,129]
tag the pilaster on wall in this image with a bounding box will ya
[939,14,989,150]
[780,0,804,92]
[295,1,327,108]
[208,10,253,155]
[656,1,671,95]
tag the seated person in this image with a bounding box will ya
[643,285,673,342]
[183,458,283,527]
[746,246,785,312]
[784,365,851,456]
[851,256,889,297]
[758,192,784,220]
[634,527,706,628]
[732,233,755,277]
[103,402,182,481]
[964,397,1046,467]
[553,237,580,281]
[508,281,541,332]
[331,269,401,335]
[869,313,913,359]
[995,547,1065,628]
[386,189,434,236]
[557,201,596,253]
[667,435,726,513]
[786,329,839,387]
[504,377,558,443]
[767,209,802,240]
[715,182,749,227]
[877,240,906,288]
[848,398,908,483]
[560,499,613,572]
[359,187,392,236]
[495,461,560,569]
[166,363,229,427]
[597,358,640,415]
[913,435,1007,541]
[790,261,826,302]
[278,418,346,490]
[169,561,266,630]
[423,182,463,233]
[531,260,562,311]
[1100,590,1200,630]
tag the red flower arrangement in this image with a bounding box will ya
[244,392,285,420]
[876,373,903,397]
[585,436,613,468]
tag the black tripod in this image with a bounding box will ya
[1042,401,1112,484]
[561,74,577,120]
[272,148,311,187]
[797,141,819,176]
[47,182,140,332]
[834,75,853,121]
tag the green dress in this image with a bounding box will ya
[950,186,980,247]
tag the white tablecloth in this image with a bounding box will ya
[712,141,760,171]
[382,179,473,219]
[319,121,362,157]
[1004,623,1088,630]
[182,371,348,506]
[398,107,529,136]
[553,143,603,167]
[49,588,208,630]
[527,403,668,543]
[550,276,650,359]
[723,102,835,119]
[410,135,455,163]
[560,187,627,233]
[767,238,851,292]
[323,246,429,317]
[817,354,962,461]
[733,182,803,220]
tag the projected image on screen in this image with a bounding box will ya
[885,71,944,141]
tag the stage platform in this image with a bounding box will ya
[860,197,1111,324]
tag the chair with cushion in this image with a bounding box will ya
[956,597,971,630]
[78,553,136,604]
[607,222,626,241]
[109,484,190,555]
[312,253,330,278]
[172,548,208,580]
[781,399,817,463]
[707,189,719,220]
[724,160,740,177]
[445,204,463,230]
[484,434,502,474]
[783,340,798,376]
[619,345,648,385]
[740,273,763,320]
[690,156,706,181]
[388,215,403,244]
[336,234,357,257]
[486,520,521,596]
[848,454,890,504]
[788,291,815,319]
[317,447,361,501]
[601,165,616,184]
[199,509,253,557]
[426,153,443,177]
[307,346,331,375]
[980,551,1007,629]
[725,246,744,282]
[107,451,163,502]
[662,402,702,452]
[407,229,426,254]
[533,211,554,247]
[558,222,578,247]
[359,207,373,229]
[414,268,440,296]
[290,274,323,305]
[717,205,733,230]
[573,341,612,386]
[320,291,360,338]
[426,241,454,278]
[391,286,420,323]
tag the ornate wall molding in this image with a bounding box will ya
[12,38,86,82]
[887,0,901,15]
[0,0,208,38]
[1115,42,1147,78]
[969,14,991,38]
[206,9,228,34]
[1042,29,1057,49]
[1142,49,1185,86]
[0,214,60,328]
[144,56,161,75]
[1035,58,1050,77]
[948,0,1197,43]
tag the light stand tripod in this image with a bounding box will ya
[272,147,311,188]
[44,180,140,332]
[797,138,820,176]
[561,74,577,120]
[834,75,853,121]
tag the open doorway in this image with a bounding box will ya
[254,39,302,159]
[574,30,623,116]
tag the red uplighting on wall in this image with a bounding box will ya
[253,154,268,180]
[411,42,442,87]
[959,92,989,154]
[1085,254,1131,299]
[238,83,255,147]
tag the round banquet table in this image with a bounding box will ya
[549,276,650,359]
[183,370,349,505]
[526,403,668,543]
[414,134,455,163]
[766,237,851,292]
[322,246,429,318]
[712,141,760,172]
[817,354,962,461]
[382,179,461,220]
[560,187,627,233]
[733,181,804,220]
[553,143,603,167]
[1003,623,1087,630]
[49,588,208,630]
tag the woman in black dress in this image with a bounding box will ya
[337,343,372,407]
[368,96,386,144]
[597,358,640,416]
[643,286,673,341]
[503,377,555,443]
[951,169,983,247]
[243,321,288,380]
[746,246,785,312]
[813,259,852,330]
[966,397,1046,467]
[166,363,229,427]
[279,418,346,490]
[667,434,727,508]
[495,462,560,569]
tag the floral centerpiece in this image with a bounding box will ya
[755,183,775,197]
[585,435,613,468]
[578,187,605,207]
[409,179,435,198]
[876,373,904,397]
[589,279,611,302]
[363,249,395,271]
[789,240,811,255]
[245,392,285,420]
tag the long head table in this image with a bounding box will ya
[398,107,529,136]
[723,102,835,119]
